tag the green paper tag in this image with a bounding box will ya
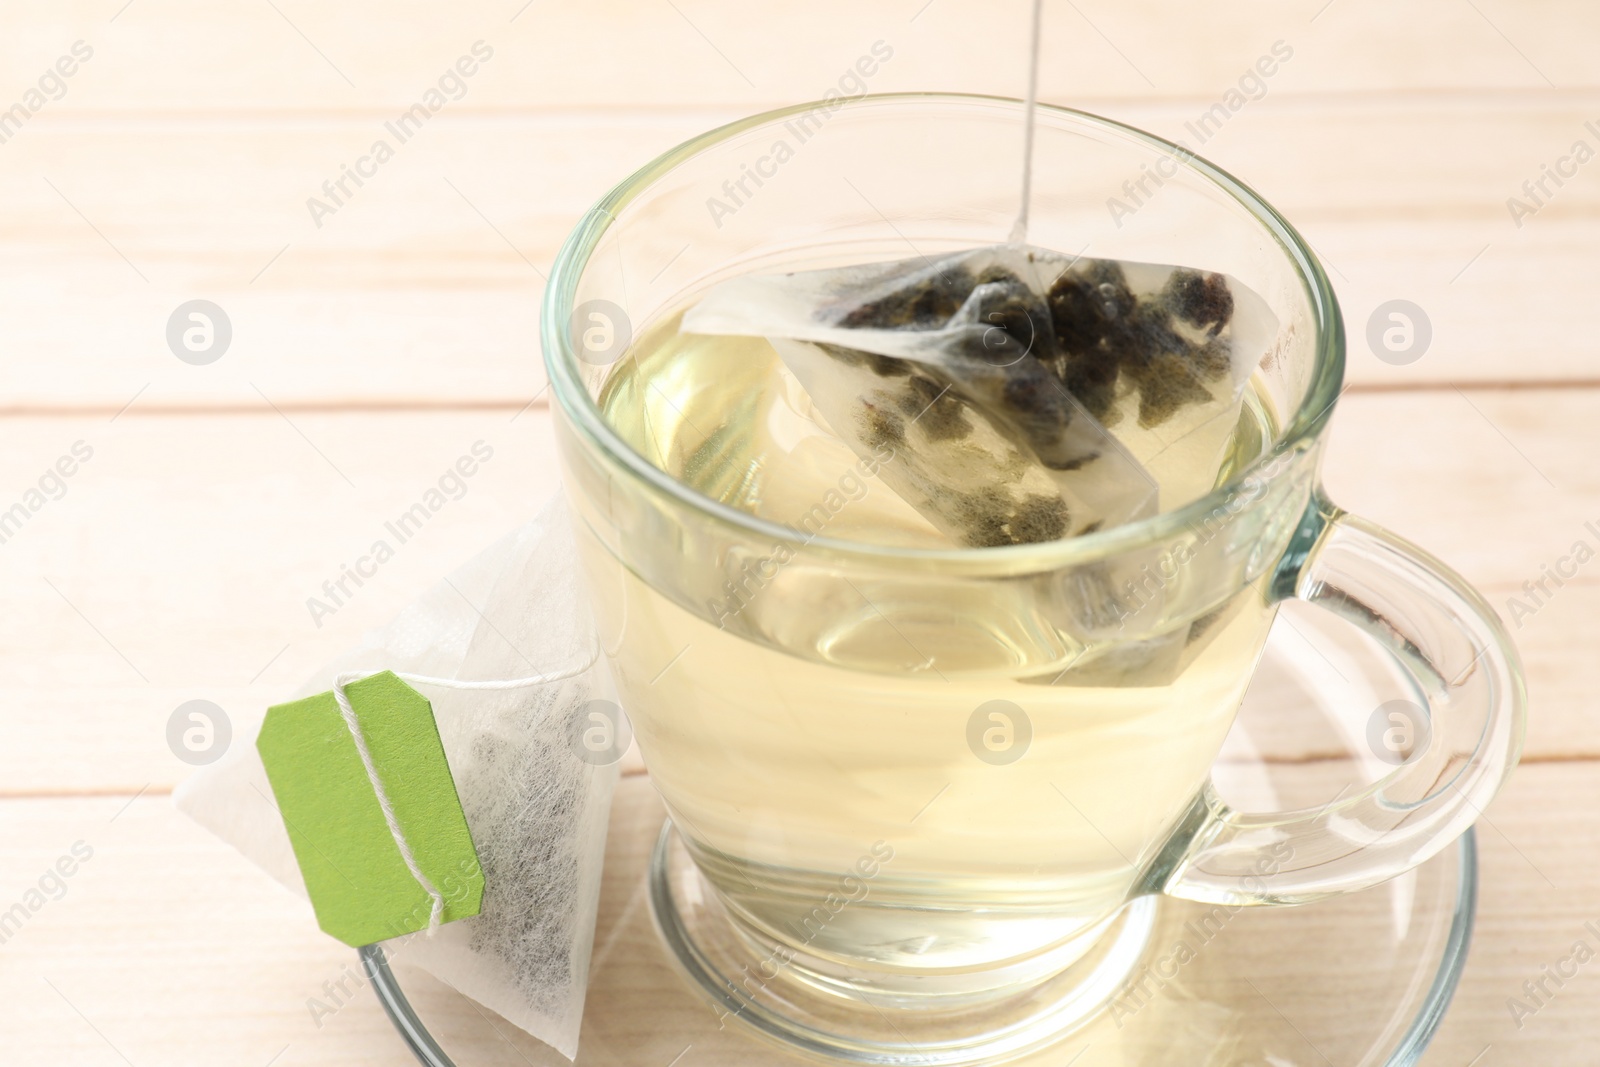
[257,671,484,947]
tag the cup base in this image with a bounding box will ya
[648,821,1159,1066]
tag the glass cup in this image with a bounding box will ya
[542,95,1525,1064]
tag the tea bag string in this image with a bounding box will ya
[1007,0,1046,244]
[331,652,601,936]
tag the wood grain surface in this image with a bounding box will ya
[1,2,1594,1064]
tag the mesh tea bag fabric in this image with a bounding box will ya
[174,496,615,1061]
[683,246,1278,545]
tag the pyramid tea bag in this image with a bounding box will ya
[176,498,616,1061]
[682,245,1276,547]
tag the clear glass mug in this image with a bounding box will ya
[542,95,1525,1062]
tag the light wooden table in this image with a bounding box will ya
[2,2,1595,1063]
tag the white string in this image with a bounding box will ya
[331,651,599,936]
[1008,0,1046,245]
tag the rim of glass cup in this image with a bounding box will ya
[542,92,1347,565]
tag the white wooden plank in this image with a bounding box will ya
[0,388,1593,793]
[3,0,1593,115]
[4,95,1598,407]
[0,409,565,795]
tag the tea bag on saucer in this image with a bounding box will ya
[682,246,1276,546]
[175,496,616,1061]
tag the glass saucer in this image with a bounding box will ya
[363,603,1478,1067]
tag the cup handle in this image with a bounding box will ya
[1156,490,1526,906]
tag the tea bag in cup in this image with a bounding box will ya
[683,246,1277,546]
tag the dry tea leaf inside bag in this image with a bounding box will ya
[684,247,1158,547]
[1038,252,1279,506]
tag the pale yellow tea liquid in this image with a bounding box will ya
[580,314,1280,981]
